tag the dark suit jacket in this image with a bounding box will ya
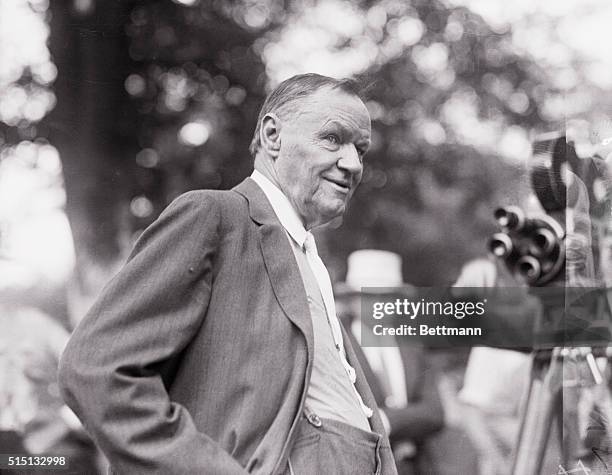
[58,178,397,475]
[345,329,444,474]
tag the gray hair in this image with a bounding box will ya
[249,73,365,157]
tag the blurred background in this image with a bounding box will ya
[1,0,611,473]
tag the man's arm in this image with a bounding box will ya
[58,191,246,474]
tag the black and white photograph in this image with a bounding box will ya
[1,0,612,473]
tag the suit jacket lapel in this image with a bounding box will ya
[233,178,314,358]
[344,324,386,406]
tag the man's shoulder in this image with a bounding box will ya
[166,188,247,216]
[131,187,250,255]
[171,188,243,205]
[160,178,277,229]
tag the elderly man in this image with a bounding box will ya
[58,73,397,475]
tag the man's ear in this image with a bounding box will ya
[260,113,282,159]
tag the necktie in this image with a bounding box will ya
[303,233,343,349]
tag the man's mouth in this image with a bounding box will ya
[324,177,351,193]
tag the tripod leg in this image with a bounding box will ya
[561,384,578,468]
[561,353,589,468]
[584,357,612,472]
[512,349,564,475]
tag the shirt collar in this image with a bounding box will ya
[251,170,308,248]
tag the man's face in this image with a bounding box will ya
[274,87,371,228]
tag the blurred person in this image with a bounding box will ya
[58,73,398,474]
[452,258,532,475]
[0,304,99,473]
[336,250,447,475]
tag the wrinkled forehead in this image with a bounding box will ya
[281,86,371,132]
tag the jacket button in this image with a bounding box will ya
[307,413,322,427]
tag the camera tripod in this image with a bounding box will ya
[510,289,612,475]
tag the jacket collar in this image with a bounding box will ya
[250,170,308,249]
[233,177,280,226]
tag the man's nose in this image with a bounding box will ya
[337,144,363,175]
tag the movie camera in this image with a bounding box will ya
[489,133,608,286]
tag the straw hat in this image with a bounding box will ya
[335,249,412,296]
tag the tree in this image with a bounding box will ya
[45,0,281,322]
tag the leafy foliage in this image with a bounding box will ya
[321,0,553,284]
[20,0,569,289]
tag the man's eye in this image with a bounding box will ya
[325,134,340,145]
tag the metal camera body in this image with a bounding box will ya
[490,206,566,286]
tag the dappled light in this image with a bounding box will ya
[0,1,54,128]
[0,141,73,286]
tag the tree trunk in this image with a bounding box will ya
[46,0,133,326]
